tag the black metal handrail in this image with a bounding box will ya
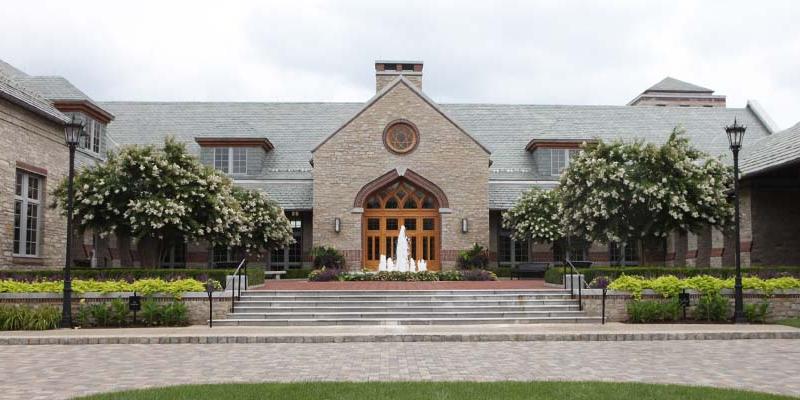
[563,260,588,311]
[230,257,247,313]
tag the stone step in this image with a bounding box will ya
[232,299,579,307]
[230,305,581,314]
[227,310,587,319]
[211,316,602,326]
[243,290,568,296]
[236,294,574,302]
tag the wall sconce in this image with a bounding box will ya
[334,218,341,233]
[461,218,469,233]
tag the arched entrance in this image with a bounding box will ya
[361,178,441,271]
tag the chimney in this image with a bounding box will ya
[375,60,423,92]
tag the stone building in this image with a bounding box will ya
[0,59,797,270]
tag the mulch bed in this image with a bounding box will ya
[248,279,547,291]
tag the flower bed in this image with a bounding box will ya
[308,269,498,282]
[544,266,800,285]
[0,278,220,297]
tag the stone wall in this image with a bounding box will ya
[312,79,490,270]
[581,289,800,323]
[0,98,69,270]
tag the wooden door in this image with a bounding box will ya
[361,180,441,271]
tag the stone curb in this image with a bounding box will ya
[2,330,799,345]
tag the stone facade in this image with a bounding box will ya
[0,98,68,270]
[312,78,490,269]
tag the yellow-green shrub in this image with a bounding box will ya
[0,278,207,298]
[608,274,800,298]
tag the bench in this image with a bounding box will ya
[265,270,287,280]
[510,262,550,280]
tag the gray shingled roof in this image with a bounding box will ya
[646,77,713,93]
[16,76,92,101]
[489,181,558,209]
[0,59,28,79]
[740,122,800,177]
[0,72,69,124]
[100,99,774,209]
[236,180,313,210]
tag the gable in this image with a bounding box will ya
[311,76,490,155]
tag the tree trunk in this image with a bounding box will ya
[117,232,133,267]
[619,240,627,267]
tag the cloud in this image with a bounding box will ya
[0,0,797,128]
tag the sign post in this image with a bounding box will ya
[129,292,142,325]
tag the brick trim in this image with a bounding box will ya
[665,251,676,261]
[742,241,753,252]
[710,248,725,257]
[686,250,698,259]
[589,252,610,262]
[15,161,48,176]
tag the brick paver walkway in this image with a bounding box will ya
[251,279,548,290]
[1,339,798,399]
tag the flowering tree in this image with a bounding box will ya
[559,129,733,264]
[55,138,293,267]
[502,188,563,243]
[230,187,295,254]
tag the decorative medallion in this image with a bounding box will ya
[383,120,419,154]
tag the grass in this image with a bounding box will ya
[74,381,797,400]
[776,318,800,328]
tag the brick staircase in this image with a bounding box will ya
[212,289,600,326]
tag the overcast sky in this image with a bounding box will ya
[1,0,798,129]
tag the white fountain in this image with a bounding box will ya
[377,225,426,272]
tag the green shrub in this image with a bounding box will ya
[0,305,61,330]
[284,269,312,279]
[607,275,800,298]
[162,302,189,326]
[311,246,345,269]
[246,264,265,286]
[693,294,729,322]
[0,268,234,283]
[0,278,211,297]
[89,303,112,327]
[544,266,800,285]
[457,244,489,269]
[626,299,681,323]
[745,302,769,323]
[109,299,130,327]
[141,300,162,327]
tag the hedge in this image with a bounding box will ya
[544,266,800,285]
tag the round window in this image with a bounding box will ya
[383,121,419,154]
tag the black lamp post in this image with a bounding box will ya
[61,116,84,328]
[205,280,216,328]
[725,118,746,324]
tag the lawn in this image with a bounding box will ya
[776,318,800,328]
[75,381,797,400]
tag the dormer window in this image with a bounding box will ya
[549,148,580,176]
[66,112,104,154]
[213,147,247,174]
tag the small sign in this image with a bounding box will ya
[678,292,690,307]
[128,294,142,312]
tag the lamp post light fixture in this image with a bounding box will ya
[61,116,84,328]
[725,118,747,324]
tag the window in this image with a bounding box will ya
[161,241,186,268]
[14,171,43,256]
[212,245,236,267]
[498,230,529,266]
[609,240,639,266]
[553,238,588,263]
[383,121,419,154]
[213,148,248,175]
[548,148,580,176]
[72,114,104,154]
[271,213,304,269]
